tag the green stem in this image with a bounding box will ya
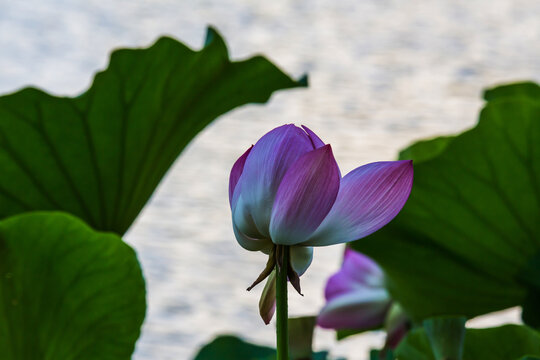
[276,245,289,360]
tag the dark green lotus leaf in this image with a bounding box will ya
[396,324,540,360]
[398,135,455,164]
[0,212,145,359]
[483,81,540,102]
[0,27,306,234]
[193,334,329,360]
[423,317,466,360]
[193,335,276,360]
[336,324,383,341]
[353,82,540,321]
[288,316,317,359]
[370,349,395,360]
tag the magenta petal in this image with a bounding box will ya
[301,125,325,148]
[305,160,413,246]
[317,288,391,329]
[325,248,385,301]
[239,124,314,237]
[229,145,253,208]
[269,145,340,245]
[318,248,390,330]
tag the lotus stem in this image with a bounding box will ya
[276,245,289,360]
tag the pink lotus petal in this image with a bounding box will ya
[301,125,325,148]
[325,248,385,301]
[317,288,391,329]
[290,246,314,276]
[239,124,314,237]
[305,160,413,246]
[318,249,391,330]
[229,145,252,208]
[270,145,340,245]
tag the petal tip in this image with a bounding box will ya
[399,159,414,174]
[318,143,335,158]
[403,159,413,169]
[301,124,325,149]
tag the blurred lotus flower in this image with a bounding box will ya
[317,248,410,349]
[229,124,413,323]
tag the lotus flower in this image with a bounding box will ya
[229,124,413,323]
[317,248,410,349]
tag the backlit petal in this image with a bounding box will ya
[290,246,313,276]
[270,145,340,245]
[240,124,313,237]
[305,160,413,246]
[229,145,252,208]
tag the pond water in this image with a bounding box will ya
[1,1,538,359]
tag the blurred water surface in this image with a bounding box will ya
[1,1,539,359]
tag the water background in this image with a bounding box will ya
[1,1,538,359]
